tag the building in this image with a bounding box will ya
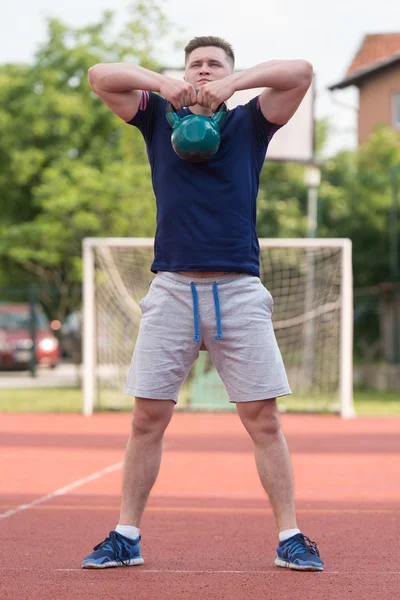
[329,33,400,144]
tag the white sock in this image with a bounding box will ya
[115,524,140,540]
[279,528,301,542]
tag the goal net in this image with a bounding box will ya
[83,238,354,418]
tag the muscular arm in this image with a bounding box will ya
[198,59,313,124]
[88,63,197,121]
[231,60,313,124]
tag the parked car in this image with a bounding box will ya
[60,309,82,362]
[0,303,61,370]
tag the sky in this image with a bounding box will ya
[1,0,399,157]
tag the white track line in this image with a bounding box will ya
[1,568,400,575]
[0,461,123,520]
[0,504,397,515]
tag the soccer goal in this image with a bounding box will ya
[82,238,354,418]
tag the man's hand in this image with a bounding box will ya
[160,78,197,110]
[196,77,236,112]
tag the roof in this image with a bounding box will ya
[347,33,400,75]
[329,33,400,90]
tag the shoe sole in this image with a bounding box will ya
[82,557,144,569]
[275,558,323,571]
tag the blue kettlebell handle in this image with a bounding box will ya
[165,101,227,129]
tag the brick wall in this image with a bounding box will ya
[358,64,400,143]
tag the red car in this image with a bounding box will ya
[0,303,61,370]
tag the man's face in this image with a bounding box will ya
[184,46,233,88]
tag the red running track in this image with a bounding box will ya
[1,412,400,600]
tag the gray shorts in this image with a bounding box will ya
[124,272,291,403]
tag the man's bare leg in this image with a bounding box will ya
[236,399,298,532]
[118,398,175,526]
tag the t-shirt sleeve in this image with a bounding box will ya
[126,91,166,144]
[247,95,284,149]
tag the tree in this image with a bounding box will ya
[257,161,308,238]
[318,126,400,361]
[0,2,175,328]
[256,119,329,238]
[319,126,400,288]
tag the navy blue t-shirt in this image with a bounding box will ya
[127,91,283,276]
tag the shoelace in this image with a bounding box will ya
[93,531,132,566]
[285,534,320,560]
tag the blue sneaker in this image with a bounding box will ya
[275,533,324,571]
[82,531,144,569]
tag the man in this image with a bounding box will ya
[83,36,323,572]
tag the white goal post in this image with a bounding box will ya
[82,237,354,418]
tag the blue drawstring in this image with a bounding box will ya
[212,282,223,340]
[190,282,201,342]
[190,281,223,342]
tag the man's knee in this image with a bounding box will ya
[132,398,175,439]
[237,399,281,443]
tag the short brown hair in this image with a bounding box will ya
[184,36,235,68]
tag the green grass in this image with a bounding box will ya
[348,390,400,417]
[0,387,82,413]
[0,387,398,417]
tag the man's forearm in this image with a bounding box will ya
[88,63,166,93]
[230,59,313,92]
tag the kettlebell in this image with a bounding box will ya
[165,101,227,162]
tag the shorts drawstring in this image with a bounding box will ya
[212,282,223,340]
[190,282,201,342]
[190,281,223,342]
